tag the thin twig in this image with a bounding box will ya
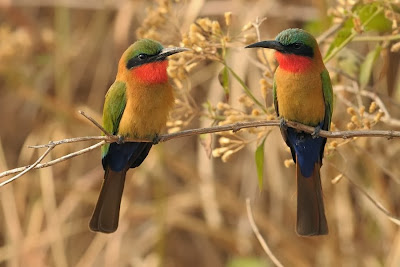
[29,136,112,148]
[0,141,105,182]
[316,20,346,44]
[0,143,55,187]
[246,198,284,267]
[29,136,149,149]
[251,16,272,73]
[79,110,112,136]
[335,85,400,127]
[284,121,400,139]
[353,34,400,42]
[335,85,390,116]
[343,175,400,226]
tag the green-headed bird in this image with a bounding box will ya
[90,39,188,233]
[246,28,333,236]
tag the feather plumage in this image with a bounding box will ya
[90,39,186,233]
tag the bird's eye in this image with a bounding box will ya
[138,54,148,60]
[293,43,302,49]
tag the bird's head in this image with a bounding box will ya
[119,39,188,84]
[246,28,322,73]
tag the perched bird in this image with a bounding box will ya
[246,29,333,236]
[90,39,188,233]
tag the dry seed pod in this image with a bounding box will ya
[224,12,232,26]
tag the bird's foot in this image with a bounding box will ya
[117,135,125,144]
[152,134,160,145]
[312,126,321,139]
[279,118,288,130]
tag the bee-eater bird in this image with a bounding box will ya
[90,39,188,233]
[246,28,333,236]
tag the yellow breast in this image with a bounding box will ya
[275,67,325,126]
[118,82,174,139]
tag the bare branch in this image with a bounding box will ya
[158,120,400,141]
[1,118,400,182]
[29,136,149,149]
[0,141,105,181]
[246,198,284,267]
[284,121,400,139]
[0,144,55,187]
[29,136,111,148]
[343,175,400,226]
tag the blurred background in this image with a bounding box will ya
[1,0,400,266]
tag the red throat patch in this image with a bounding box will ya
[132,61,169,84]
[275,52,313,73]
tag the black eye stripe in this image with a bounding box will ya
[281,43,314,58]
[126,51,162,69]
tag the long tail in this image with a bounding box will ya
[296,161,328,236]
[89,167,126,233]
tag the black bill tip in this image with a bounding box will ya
[158,47,190,59]
[245,40,284,52]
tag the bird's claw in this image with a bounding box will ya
[117,135,124,144]
[312,126,321,139]
[152,134,160,145]
[279,118,288,130]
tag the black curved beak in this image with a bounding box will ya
[156,47,190,60]
[245,40,285,52]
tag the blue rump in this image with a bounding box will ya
[102,142,152,172]
[287,127,323,178]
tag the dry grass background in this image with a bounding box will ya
[1,0,400,266]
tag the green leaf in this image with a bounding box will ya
[324,19,354,60]
[324,2,389,63]
[356,3,391,33]
[359,44,381,87]
[324,19,353,62]
[255,137,266,190]
[218,66,230,99]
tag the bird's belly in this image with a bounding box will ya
[118,84,174,138]
[275,70,325,126]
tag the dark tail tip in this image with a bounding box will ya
[89,221,117,234]
[89,168,126,234]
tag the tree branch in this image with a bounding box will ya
[0,143,55,187]
[27,119,400,149]
[1,116,400,183]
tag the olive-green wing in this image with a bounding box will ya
[320,69,333,131]
[273,78,279,116]
[319,69,334,161]
[101,81,127,158]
